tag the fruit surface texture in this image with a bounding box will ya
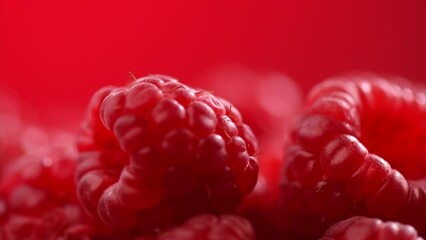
[321,216,423,240]
[76,75,259,233]
[0,146,94,239]
[281,76,426,239]
[157,214,255,240]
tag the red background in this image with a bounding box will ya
[1,0,425,129]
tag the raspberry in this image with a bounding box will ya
[0,144,94,240]
[76,75,259,233]
[320,216,423,240]
[281,75,426,239]
[156,214,255,240]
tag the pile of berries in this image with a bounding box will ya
[0,72,425,240]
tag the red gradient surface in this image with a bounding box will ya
[1,0,425,129]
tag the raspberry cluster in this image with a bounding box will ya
[1,73,425,240]
[0,145,93,239]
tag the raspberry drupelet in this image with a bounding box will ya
[281,75,426,239]
[76,75,259,234]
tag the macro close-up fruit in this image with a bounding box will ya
[0,142,93,239]
[1,70,426,240]
[281,75,426,239]
[1,1,426,239]
[76,74,259,235]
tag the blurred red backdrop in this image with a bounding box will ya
[0,0,425,129]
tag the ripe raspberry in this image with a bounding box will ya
[281,74,426,239]
[0,145,94,240]
[321,216,423,240]
[76,75,259,233]
[157,214,255,240]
